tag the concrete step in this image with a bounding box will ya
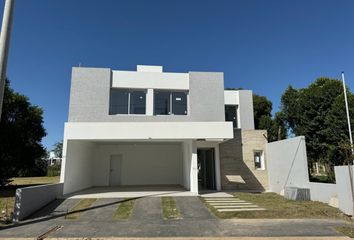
[208,201,246,205]
[211,203,254,207]
[214,205,260,209]
[218,208,266,212]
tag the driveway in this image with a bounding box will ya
[0,196,347,238]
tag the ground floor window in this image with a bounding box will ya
[254,150,265,170]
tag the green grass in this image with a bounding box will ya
[113,199,135,220]
[336,226,354,238]
[10,176,60,185]
[201,192,349,220]
[161,197,181,220]
[65,198,96,220]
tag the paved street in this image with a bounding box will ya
[0,197,348,238]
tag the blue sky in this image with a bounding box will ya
[1,0,354,149]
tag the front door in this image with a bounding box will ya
[109,155,122,186]
[197,148,216,190]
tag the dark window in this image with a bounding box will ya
[154,91,188,115]
[110,89,128,114]
[254,151,262,169]
[225,105,238,128]
[154,91,171,115]
[109,89,146,115]
[130,90,146,114]
[172,92,187,115]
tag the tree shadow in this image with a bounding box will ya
[0,190,183,231]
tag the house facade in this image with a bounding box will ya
[60,65,268,195]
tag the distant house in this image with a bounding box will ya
[48,151,61,166]
[60,65,268,195]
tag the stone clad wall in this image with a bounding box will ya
[219,129,268,191]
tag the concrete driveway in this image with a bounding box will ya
[0,196,348,238]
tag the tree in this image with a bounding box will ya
[279,78,354,181]
[0,80,47,185]
[253,94,286,142]
[52,141,63,159]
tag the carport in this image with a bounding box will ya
[60,122,233,196]
[62,140,190,195]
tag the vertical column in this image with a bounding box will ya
[182,141,190,190]
[214,143,222,191]
[59,138,68,184]
[190,140,199,193]
[146,88,154,116]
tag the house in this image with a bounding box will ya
[60,65,268,195]
[48,151,62,166]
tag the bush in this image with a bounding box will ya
[47,164,61,177]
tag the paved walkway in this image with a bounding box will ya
[0,197,348,238]
[203,197,266,212]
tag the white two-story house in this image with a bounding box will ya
[60,65,268,196]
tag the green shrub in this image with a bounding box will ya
[47,165,61,177]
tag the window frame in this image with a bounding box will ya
[109,88,147,115]
[153,90,189,116]
[225,104,238,128]
[253,150,265,170]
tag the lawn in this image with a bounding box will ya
[202,192,350,220]
[0,176,60,225]
[10,176,60,185]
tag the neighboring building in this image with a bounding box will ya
[48,151,62,166]
[60,65,268,195]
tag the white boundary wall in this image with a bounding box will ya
[266,136,349,213]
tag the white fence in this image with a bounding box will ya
[267,136,352,215]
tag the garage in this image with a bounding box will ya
[92,142,183,186]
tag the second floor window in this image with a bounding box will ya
[110,89,146,115]
[225,105,238,128]
[154,91,188,115]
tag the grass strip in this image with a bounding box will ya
[336,226,354,238]
[65,198,96,220]
[113,199,135,220]
[161,197,181,220]
[201,192,349,220]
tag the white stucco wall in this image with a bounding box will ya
[334,166,354,215]
[93,143,183,186]
[112,70,189,90]
[267,136,338,208]
[62,141,96,194]
[267,136,309,193]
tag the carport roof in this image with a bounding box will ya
[64,122,233,141]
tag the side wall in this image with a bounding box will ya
[13,183,63,222]
[267,136,309,193]
[267,136,339,210]
[335,166,354,215]
[219,129,268,191]
[63,141,95,195]
[93,143,183,186]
